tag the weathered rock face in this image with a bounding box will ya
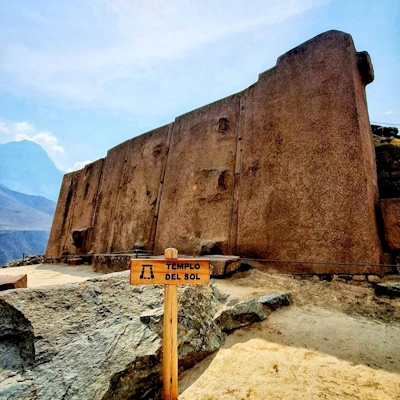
[46,30,384,275]
[0,272,225,399]
[381,199,400,250]
[215,298,267,331]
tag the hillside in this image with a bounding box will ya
[0,184,55,265]
[0,184,55,230]
[0,140,63,201]
[0,230,50,266]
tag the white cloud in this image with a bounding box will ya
[67,160,93,173]
[0,0,330,109]
[0,119,64,158]
[383,110,393,115]
[0,120,10,134]
[14,121,35,133]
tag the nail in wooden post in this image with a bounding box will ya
[163,248,178,400]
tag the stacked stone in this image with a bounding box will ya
[374,126,400,199]
[2,255,44,268]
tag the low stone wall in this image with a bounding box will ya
[92,255,132,273]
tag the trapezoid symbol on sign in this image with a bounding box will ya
[140,264,155,279]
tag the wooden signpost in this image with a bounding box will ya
[130,248,210,400]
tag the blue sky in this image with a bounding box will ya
[0,0,399,172]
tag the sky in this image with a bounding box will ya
[0,0,399,172]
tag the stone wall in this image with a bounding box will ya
[375,142,400,199]
[381,199,400,250]
[46,30,387,275]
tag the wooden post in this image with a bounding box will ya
[163,248,179,400]
[130,247,209,398]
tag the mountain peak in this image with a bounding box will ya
[0,141,63,201]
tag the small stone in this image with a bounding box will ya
[225,261,243,275]
[209,256,241,277]
[352,275,366,282]
[367,275,381,283]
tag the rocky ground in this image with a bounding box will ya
[179,269,400,399]
[1,265,399,399]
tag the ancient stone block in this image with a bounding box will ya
[46,30,386,276]
[209,255,241,277]
[45,159,104,258]
[236,30,381,272]
[90,125,170,254]
[155,95,240,255]
[367,275,381,283]
[0,274,27,291]
[67,257,83,266]
[92,255,131,273]
[45,172,76,258]
[381,198,400,249]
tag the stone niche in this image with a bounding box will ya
[46,30,389,275]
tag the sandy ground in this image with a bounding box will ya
[0,263,103,287]
[179,270,400,400]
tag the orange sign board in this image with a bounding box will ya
[130,259,210,285]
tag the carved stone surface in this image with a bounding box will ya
[46,30,384,275]
[381,198,400,249]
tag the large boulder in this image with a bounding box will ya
[0,271,225,400]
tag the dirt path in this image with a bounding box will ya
[179,270,400,399]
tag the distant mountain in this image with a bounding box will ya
[0,184,55,230]
[0,140,63,201]
[0,231,50,266]
[0,184,55,265]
